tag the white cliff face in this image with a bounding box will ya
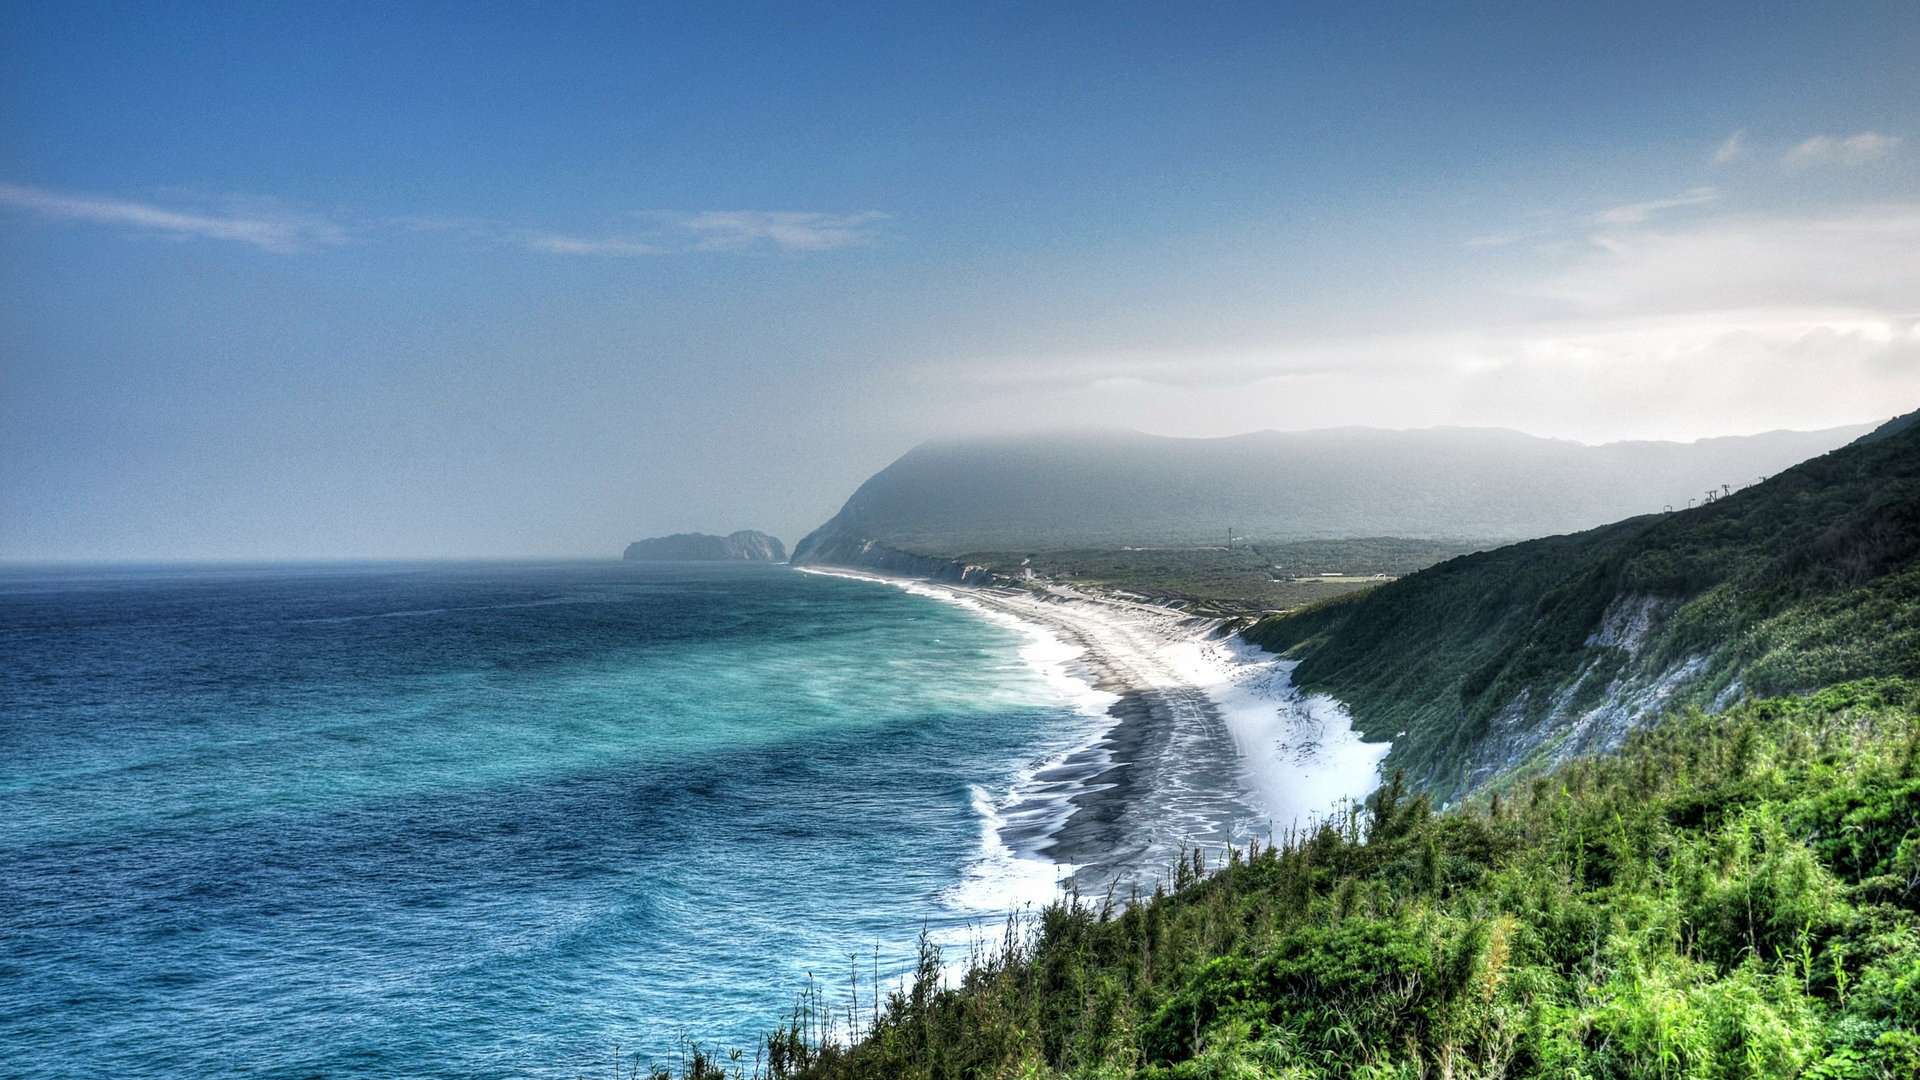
[1585,594,1673,655]
[1453,594,1725,797]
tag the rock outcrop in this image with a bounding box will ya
[623,530,786,562]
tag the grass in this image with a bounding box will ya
[959,538,1479,616]
[636,681,1920,1079]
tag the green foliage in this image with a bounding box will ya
[645,683,1920,1079]
[1244,420,1920,797]
[960,538,1477,617]
[640,420,1920,1078]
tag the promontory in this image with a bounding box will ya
[622,530,787,562]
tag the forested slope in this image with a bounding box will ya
[1244,410,1920,800]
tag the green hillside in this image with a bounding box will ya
[646,414,1920,1080]
[1243,412,1920,800]
[672,682,1920,1080]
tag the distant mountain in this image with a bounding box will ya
[1245,408,1920,801]
[791,424,1870,568]
[623,530,786,562]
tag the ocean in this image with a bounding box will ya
[0,561,1098,1077]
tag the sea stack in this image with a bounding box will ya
[622,530,787,562]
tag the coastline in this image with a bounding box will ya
[797,565,1391,898]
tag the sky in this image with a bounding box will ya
[1,2,1916,561]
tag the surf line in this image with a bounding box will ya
[793,565,1390,902]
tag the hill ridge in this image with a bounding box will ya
[793,423,1869,564]
[1244,407,1920,800]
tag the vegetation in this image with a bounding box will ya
[645,682,1920,1079]
[634,415,1920,1079]
[1244,415,1920,798]
[961,539,1478,616]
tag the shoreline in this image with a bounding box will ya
[798,565,1391,898]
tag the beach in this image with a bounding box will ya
[798,568,1392,897]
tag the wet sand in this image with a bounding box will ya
[924,583,1274,892]
[803,567,1315,893]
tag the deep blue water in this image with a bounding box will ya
[0,561,1084,1077]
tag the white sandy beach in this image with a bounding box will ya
[799,566,1391,899]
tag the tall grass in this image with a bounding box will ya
[631,681,1920,1079]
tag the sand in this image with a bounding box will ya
[800,568,1391,897]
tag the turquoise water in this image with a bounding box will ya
[0,561,1085,1077]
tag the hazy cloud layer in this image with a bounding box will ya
[680,211,889,252]
[0,182,346,252]
[0,182,886,259]
[520,233,669,256]
[1782,131,1902,168]
[1594,187,1719,225]
[1711,131,1748,164]
[519,211,890,256]
[940,204,1920,443]
[1547,204,1920,311]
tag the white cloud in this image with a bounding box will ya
[0,185,892,259]
[946,313,1917,445]
[1711,131,1748,165]
[0,182,345,252]
[1594,186,1720,225]
[516,211,890,255]
[1781,131,1902,168]
[678,210,889,253]
[521,233,666,256]
[931,204,1920,443]
[1544,204,1920,313]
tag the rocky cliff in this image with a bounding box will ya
[622,530,787,562]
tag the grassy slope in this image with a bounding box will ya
[645,419,1920,1079]
[737,682,1920,1080]
[1243,417,1920,798]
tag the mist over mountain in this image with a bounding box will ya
[793,424,1871,563]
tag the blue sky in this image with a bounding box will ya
[2,2,1916,559]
